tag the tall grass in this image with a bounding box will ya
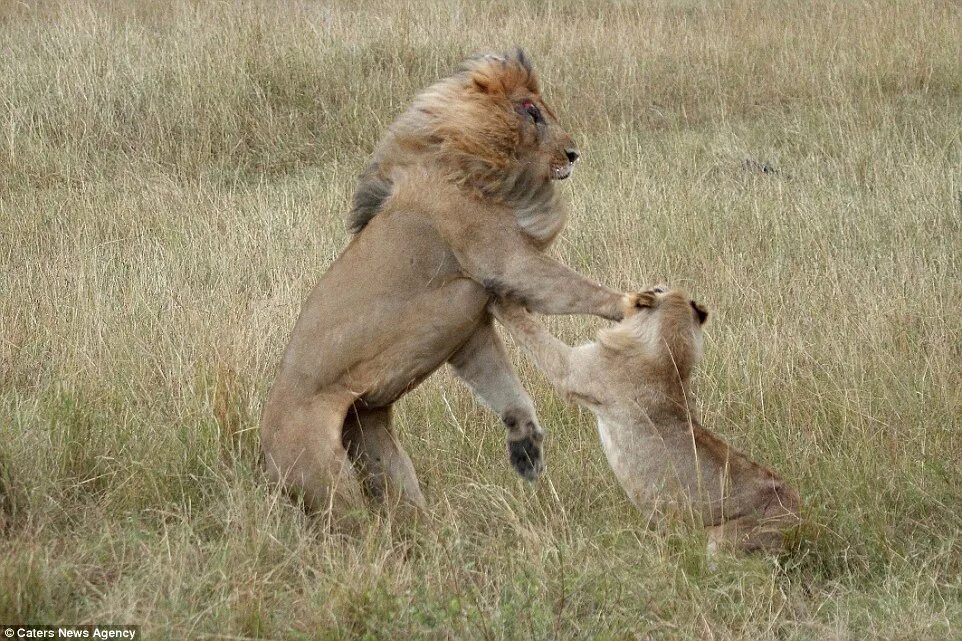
[1,0,960,638]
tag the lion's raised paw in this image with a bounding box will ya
[502,412,544,481]
[508,435,544,481]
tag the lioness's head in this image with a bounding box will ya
[600,285,709,379]
[348,49,578,233]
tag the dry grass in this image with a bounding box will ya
[1,0,961,638]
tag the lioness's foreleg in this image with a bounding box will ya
[261,393,365,522]
[489,301,575,391]
[342,404,427,512]
[447,321,544,481]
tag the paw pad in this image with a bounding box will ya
[508,435,543,481]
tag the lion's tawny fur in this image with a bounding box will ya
[261,51,633,519]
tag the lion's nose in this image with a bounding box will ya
[565,148,580,163]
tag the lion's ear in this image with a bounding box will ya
[472,73,494,94]
[467,54,507,94]
[514,48,532,75]
[690,300,709,325]
[635,291,657,308]
[471,70,509,96]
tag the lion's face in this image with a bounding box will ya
[511,92,579,181]
[443,50,580,185]
[465,50,581,180]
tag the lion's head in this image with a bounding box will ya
[348,49,579,234]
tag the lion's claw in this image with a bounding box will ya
[621,291,656,318]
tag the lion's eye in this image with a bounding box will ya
[520,99,543,123]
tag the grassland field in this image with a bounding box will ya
[1,0,961,639]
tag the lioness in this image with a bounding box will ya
[491,287,801,553]
[262,51,637,517]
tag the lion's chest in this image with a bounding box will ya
[515,206,567,247]
[353,275,489,407]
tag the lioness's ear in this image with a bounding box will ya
[691,300,709,325]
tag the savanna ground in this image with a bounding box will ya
[1,0,961,638]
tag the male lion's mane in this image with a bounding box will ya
[347,50,559,235]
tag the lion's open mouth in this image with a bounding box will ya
[551,163,573,180]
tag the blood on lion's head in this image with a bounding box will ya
[445,51,580,182]
[348,49,579,234]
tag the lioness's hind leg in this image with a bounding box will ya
[261,393,365,522]
[706,482,801,554]
[343,404,427,511]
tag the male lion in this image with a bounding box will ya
[261,51,636,517]
[491,287,801,553]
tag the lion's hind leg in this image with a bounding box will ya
[343,404,427,513]
[261,392,366,524]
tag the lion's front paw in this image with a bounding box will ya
[621,291,656,319]
[508,433,544,481]
[502,411,545,481]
